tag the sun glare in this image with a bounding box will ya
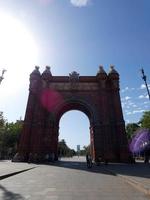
[0,12,38,95]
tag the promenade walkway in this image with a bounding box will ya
[0,158,149,199]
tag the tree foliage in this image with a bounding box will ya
[0,113,23,159]
[125,123,140,140]
[139,111,150,129]
[79,145,90,155]
[0,112,6,128]
[58,139,76,157]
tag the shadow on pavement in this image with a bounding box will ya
[102,162,150,179]
[44,159,150,179]
[44,160,117,176]
[0,185,25,200]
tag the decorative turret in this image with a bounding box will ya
[108,65,119,79]
[29,66,41,93]
[97,65,107,88]
[108,65,119,89]
[30,66,41,79]
[97,65,107,78]
[41,66,52,80]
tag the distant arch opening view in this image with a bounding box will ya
[59,110,90,156]
[14,65,130,163]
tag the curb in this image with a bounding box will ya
[104,168,150,196]
[0,167,36,180]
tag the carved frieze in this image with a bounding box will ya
[42,82,99,91]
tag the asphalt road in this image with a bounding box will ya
[0,157,149,200]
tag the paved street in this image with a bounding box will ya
[0,157,149,200]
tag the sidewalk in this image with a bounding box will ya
[0,160,36,179]
[103,161,150,196]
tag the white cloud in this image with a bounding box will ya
[144,101,149,104]
[131,88,135,90]
[121,86,129,93]
[125,109,145,116]
[137,107,142,110]
[128,102,134,106]
[139,94,149,99]
[139,95,145,99]
[121,86,135,93]
[132,104,137,108]
[140,84,150,90]
[146,95,149,99]
[124,96,131,100]
[140,84,146,89]
[70,0,90,7]
[132,110,145,114]
[126,111,132,115]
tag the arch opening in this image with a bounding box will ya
[59,110,90,158]
[53,100,97,161]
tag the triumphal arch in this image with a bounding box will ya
[14,65,129,163]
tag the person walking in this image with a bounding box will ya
[86,154,92,168]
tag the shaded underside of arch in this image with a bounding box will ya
[53,97,99,126]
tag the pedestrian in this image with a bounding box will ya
[86,154,92,168]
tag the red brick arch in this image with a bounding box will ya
[14,66,130,163]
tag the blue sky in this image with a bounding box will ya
[0,0,150,150]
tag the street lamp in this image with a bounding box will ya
[140,68,150,100]
[0,69,6,85]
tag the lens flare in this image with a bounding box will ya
[40,89,63,112]
[129,129,150,155]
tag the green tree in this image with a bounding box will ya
[0,117,23,159]
[5,120,23,156]
[0,112,6,128]
[79,145,90,155]
[0,112,7,158]
[139,111,150,129]
[58,139,75,157]
[125,123,140,140]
